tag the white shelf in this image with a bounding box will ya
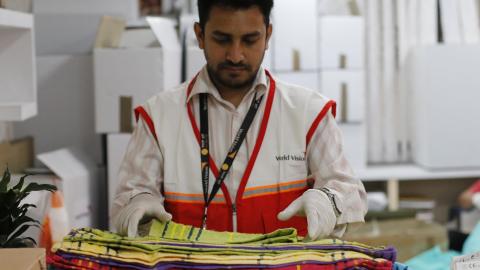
[0,8,37,121]
[0,8,33,29]
[358,164,480,182]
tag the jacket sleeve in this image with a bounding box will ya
[110,110,164,223]
[306,100,368,234]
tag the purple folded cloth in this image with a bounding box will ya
[147,240,396,262]
[56,250,393,270]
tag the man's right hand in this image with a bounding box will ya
[113,193,172,237]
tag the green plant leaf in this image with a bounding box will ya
[10,216,39,234]
[0,168,58,248]
[0,234,7,245]
[3,236,36,248]
[0,166,11,192]
[6,224,31,244]
[22,182,57,193]
[12,174,30,191]
[0,190,18,213]
[0,215,10,223]
[23,236,37,245]
[15,183,57,205]
[19,203,36,213]
[0,214,11,226]
[20,236,37,247]
[10,203,36,219]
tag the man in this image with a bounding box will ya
[112,0,367,240]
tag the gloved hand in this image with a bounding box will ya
[472,193,480,209]
[113,193,172,237]
[277,189,337,240]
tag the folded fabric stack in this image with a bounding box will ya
[48,220,399,270]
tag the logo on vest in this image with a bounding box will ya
[275,152,306,162]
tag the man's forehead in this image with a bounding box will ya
[204,5,267,33]
[212,30,262,37]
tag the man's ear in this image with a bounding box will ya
[265,24,272,50]
[194,22,205,49]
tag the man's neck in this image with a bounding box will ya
[207,70,255,108]
[217,86,251,108]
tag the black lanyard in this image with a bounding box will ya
[199,92,264,229]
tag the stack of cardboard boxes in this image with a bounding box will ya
[267,0,368,172]
[319,16,367,171]
[10,0,147,240]
[93,16,182,229]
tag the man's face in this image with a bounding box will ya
[194,6,272,91]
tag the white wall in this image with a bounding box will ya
[13,55,102,165]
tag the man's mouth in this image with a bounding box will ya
[224,66,246,72]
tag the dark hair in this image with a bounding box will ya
[197,0,273,30]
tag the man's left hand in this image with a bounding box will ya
[277,189,336,240]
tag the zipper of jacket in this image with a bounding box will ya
[232,203,238,232]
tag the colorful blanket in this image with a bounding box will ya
[48,220,398,270]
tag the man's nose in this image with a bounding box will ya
[226,42,245,64]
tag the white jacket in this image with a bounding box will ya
[112,66,367,234]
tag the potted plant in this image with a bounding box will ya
[0,167,57,248]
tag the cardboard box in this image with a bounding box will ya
[342,218,448,262]
[186,45,205,80]
[146,17,182,89]
[407,45,480,169]
[320,70,365,123]
[0,248,45,270]
[274,71,319,91]
[0,136,33,173]
[13,55,102,164]
[319,16,364,69]
[107,133,131,227]
[340,123,367,171]
[94,48,172,133]
[37,148,99,229]
[179,14,198,47]
[263,47,273,71]
[33,0,139,23]
[119,28,159,48]
[272,0,318,71]
[1,0,31,12]
[35,14,106,55]
[94,16,126,49]
[94,17,181,133]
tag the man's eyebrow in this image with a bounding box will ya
[211,30,262,38]
[243,31,261,38]
[212,31,231,37]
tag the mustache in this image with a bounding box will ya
[218,61,250,70]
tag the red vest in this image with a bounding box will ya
[135,70,336,235]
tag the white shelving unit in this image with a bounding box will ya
[0,8,37,121]
[358,163,480,211]
[359,164,480,182]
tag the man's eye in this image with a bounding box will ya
[214,37,229,44]
[244,38,259,45]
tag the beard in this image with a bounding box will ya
[206,60,261,91]
[204,47,265,91]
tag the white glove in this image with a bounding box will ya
[472,193,480,209]
[113,193,172,237]
[277,189,337,240]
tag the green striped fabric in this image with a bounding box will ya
[147,220,298,244]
